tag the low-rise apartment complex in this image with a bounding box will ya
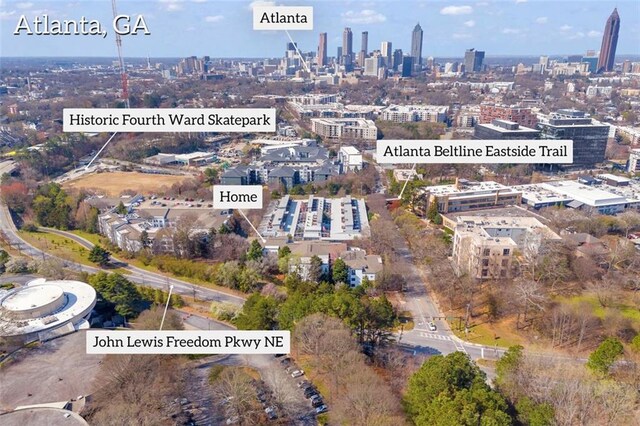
[450,214,560,279]
[311,118,378,141]
[259,195,371,241]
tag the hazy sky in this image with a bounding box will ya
[1,0,639,58]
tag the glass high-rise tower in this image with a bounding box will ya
[411,23,423,67]
[597,8,620,73]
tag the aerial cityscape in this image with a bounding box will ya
[1,0,640,425]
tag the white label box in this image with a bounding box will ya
[87,330,290,354]
[63,108,276,133]
[253,6,313,30]
[376,139,573,164]
[213,185,263,210]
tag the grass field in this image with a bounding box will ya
[62,171,192,196]
[19,230,125,273]
[450,317,525,348]
[558,293,640,327]
[69,230,107,246]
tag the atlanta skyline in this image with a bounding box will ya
[1,0,639,58]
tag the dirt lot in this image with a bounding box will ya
[0,331,104,412]
[63,171,192,197]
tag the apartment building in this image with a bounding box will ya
[311,118,378,140]
[451,215,560,279]
[422,179,522,214]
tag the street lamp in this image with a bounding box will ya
[159,285,174,330]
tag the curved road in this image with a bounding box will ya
[0,200,244,306]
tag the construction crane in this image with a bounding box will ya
[111,0,129,108]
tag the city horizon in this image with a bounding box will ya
[2,1,639,58]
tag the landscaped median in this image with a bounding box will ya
[18,229,124,273]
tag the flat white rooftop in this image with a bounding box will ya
[0,279,97,337]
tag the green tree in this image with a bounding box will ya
[115,201,127,215]
[332,258,349,284]
[495,345,524,387]
[426,200,440,223]
[630,334,640,353]
[234,293,278,330]
[0,249,9,273]
[140,230,151,248]
[515,397,554,426]
[308,255,324,283]
[88,245,111,266]
[246,239,263,261]
[587,337,624,375]
[404,352,512,426]
[88,272,147,318]
[203,167,218,185]
[278,246,291,258]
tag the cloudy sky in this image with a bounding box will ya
[1,0,639,58]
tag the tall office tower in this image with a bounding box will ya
[539,55,549,68]
[361,31,368,56]
[392,49,403,71]
[464,48,485,72]
[317,33,327,67]
[364,57,382,76]
[381,41,392,67]
[337,47,343,64]
[402,56,414,77]
[343,27,353,62]
[622,60,632,73]
[411,23,423,67]
[597,8,620,72]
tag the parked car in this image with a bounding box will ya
[315,405,328,414]
[291,370,304,378]
[304,388,318,398]
[297,380,311,388]
[428,322,437,332]
[312,398,324,408]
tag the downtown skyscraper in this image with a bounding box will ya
[411,23,423,67]
[343,27,354,68]
[597,8,621,73]
[317,32,327,67]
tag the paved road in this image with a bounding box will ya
[0,198,245,306]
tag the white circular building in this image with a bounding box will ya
[0,279,97,340]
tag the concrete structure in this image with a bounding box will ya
[98,202,231,254]
[451,215,560,279]
[597,8,620,73]
[317,32,328,67]
[288,241,347,280]
[311,118,377,140]
[479,104,538,128]
[410,23,423,67]
[338,146,363,171]
[380,105,448,123]
[464,48,485,73]
[259,195,370,241]
[474,119,540,140]
[422,180,522,214]
[537,110,609,169]
[221,145,339,190]
[364,56,383,77]
[515,180,640,214]
[339,248,383,286]
[0,279,96,341]
[144,151,215,167]
[628,149,640,174]
[617,126,640,145]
